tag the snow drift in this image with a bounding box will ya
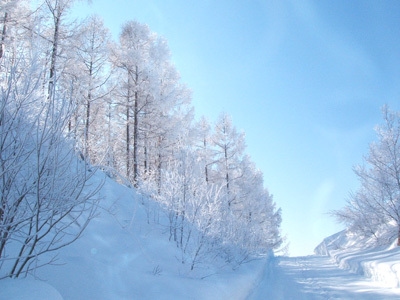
[315,228,400,288]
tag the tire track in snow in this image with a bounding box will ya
[295,256,334,299]
[246,257,308,300]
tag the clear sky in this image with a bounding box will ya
[72,0,400,256]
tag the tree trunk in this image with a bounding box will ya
[157,149,162,194]
[126,72,131,179]
[126,104,130,178]
[85,97,90,157]
[0,12,8,60]
[398,225,400,246]
[133,67,139,186]
[48,11,61,101]
[224,145,230,207]
[133,91,138,185]
[84,60,93,158]
[204,137,209,183]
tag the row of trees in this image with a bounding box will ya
[333,106,400,246]
[142,114,282,268]
[1,0,282,275]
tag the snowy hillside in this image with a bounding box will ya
[2,171,400,299]
[315,228,400,288]
[0,171,270,299]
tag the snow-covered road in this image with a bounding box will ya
[247,255,400,300]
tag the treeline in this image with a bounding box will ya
[0,0,282,274]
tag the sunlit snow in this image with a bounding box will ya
[1,171,400,299]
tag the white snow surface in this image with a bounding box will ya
[248,255,400,299]
[2,171,400,299]
[1,172,266,299]
[0,278,63,300]
[315,228,400,289]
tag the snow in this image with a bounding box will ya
[248,256,400,299]
[0,279,63,300]
[2,170,400,299]
[315,229,400,289]
[7,172,268,299]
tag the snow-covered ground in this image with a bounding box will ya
[2,171,400,299]
[0,279,63,300]
[315,229,400,289]
[0,172,267,299]
[248,255,400,299]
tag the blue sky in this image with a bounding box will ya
[73,0,400,256]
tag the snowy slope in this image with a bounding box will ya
[3,170,400,299]
[315,229,400,288]
[0,171,269,299]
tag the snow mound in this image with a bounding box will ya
[315,228,400,288]
[0,279,63,300]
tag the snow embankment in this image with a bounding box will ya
[315,229,400,288]
[0,279,63,300]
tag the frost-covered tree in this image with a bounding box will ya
[0,0,31,55]
[148,113,283,267]
[154,147,224,269]
[236,156,282,253]
[111,21,155,183]
[111,20,193,187]
[333,106,400,246]
[0,41,100,278]
[0,0,102,279]
[211,113,246,209]
[41,0,77,99]
[0,1,283,273]
[139,39,192,187]
[193,117,213,183]
[71,15,111,160]
[0,0,32,68]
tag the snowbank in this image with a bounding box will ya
[315,229,400,288]
[0,279,63,300]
